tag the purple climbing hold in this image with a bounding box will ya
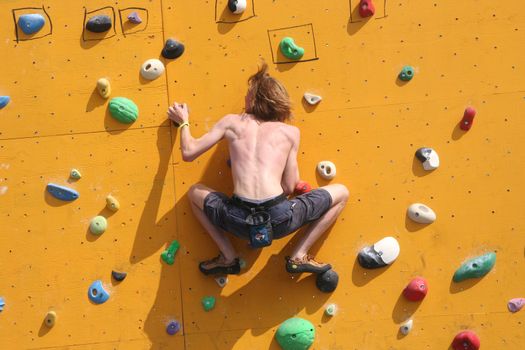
[127,12,142,24]
[508,298,525,313]
[166,320,181,335]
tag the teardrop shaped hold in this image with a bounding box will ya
[453,252,496,282]
[70,168,82,180]
[415,147,440,170]
[452,330,480,350]
[398,65,415,81]
[0,96,10,109]
[201,296,216,311]
[127,11,142,24]
[89,216,107,235]
[44,311,57,328]
[317,160,336,180]
[46,183,79,201]
[96,78,111,99]
[279,37,305,60]
[316,269,339,293]
[304,92,322,105]
[399,319,413,335]
[358,236,400,269]
[106,195,120,212]
[88,280,110,304]
[161,240,180,265]
[228,0,247,14]
[162,39,185,60]
[140,59,165,80]
[18,14,46,35]
[407,203,436,224]
[507,298,525,313]
[86,15,112,33]
[403,277,428,301]
[275,318,315,350]
[460,106,476,131]
[108,97,139,124]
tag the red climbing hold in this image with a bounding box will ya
[460,107,476,131]
[403,277,428,302]
[452,331,480,350]
[359,0,375,18]
[294,181,312,195]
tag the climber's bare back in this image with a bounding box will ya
[225,113,299,200]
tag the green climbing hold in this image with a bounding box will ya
[89,216,107,235]
[201,296,215,311]
[279,37,304,60]
[161,240,180,265]
[453,252,496,282]
[276,317,315,350]
[70,169,81,180]
[108,97,139,124]
[398,65,414,81]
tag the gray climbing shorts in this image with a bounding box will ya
[203,189,333,240]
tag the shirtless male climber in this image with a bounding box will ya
[167,63,349,276]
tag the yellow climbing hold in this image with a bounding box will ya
[97,78,111,99]
[106,195,120,212]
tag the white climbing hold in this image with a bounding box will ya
[325,303,337,316]
[373,236,400,265]
[140,59,165,80]
[400,319,413,335]
[228,0,247,14]
[96,78,111,99]
[304,92,322,105]
[415,147,439,171]
[407,203,436,224]
[70,169,82,180]
[317,161,336,180]
[215,276,228,288]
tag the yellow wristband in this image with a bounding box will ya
[178,122,189,129]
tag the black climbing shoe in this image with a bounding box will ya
[199,254,241,276]
[285,255,332,274]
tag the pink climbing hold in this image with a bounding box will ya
[402,277,428,302]
[460,106,476,131]
[507,298,525,313]
[452,330,480,350]
[359,0,375,18]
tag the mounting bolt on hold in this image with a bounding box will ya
[228,0,247,14]
[398,66,414,81]
[460,106,476,131]
[279,37,305,60]
[317,161,336,180]
[304,92,322,105]
[359,0,375,18]
[44,311,57,328]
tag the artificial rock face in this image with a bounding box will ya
[415,147,440,170]
[407,203,436,224]
[358,236,400,269]
[275,318,315,350]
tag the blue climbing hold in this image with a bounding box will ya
[46,183,79,201]
[86,15,112,33]
[0,297,5,312]
[0,96,10,109]
[88,280,110,304]
[166,320,181,335]
[18,14,46,35]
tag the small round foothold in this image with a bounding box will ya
[96,78,111,99]
[215,276,228,288]
[304,92,322,105]
[452,330,480,350]
[399,319,413,335]
[162,39,185,60]
[398,65,415,81]
[111,270,127,282]
[508,298,525,313]
[106,195,120,212]
[228,0,247,14]
[460,106,476,131]
[359,0,375,17]
[403,277,428,301]
[415,147,439,170]
[316,161,336,180]
[45,311,56,328]
[325,303,337,316]
[140,59,165,80]
[89,216,107,235]
[316,269,339,293]
[279,37,305,60]
[358,236,400,269]
[407,203,436,224]
[294,181,312,195]
[127,12,142,24]
[166,320,181,335]
[0,96,11,109]
[201,296,216,311]
[86,15,112,33]
[18,14,46,35]
[70,169,82,180]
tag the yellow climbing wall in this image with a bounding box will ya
[0,0,524,348]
